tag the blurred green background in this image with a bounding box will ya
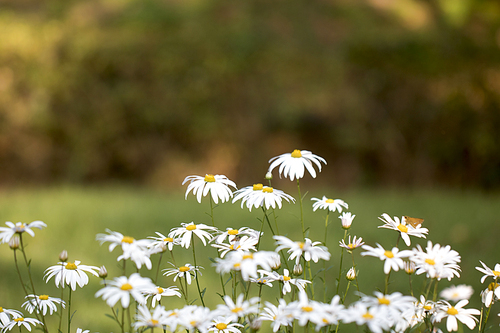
[1,0,500,331]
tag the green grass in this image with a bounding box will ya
[0,185,499,332]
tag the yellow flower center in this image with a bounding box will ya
[216,323,228,330]
[384,251,394,258]
[424,305,432,311]
[65,262,77,270]
[150,319,159,326]
[325,199,335,203]
[231,307,243,313]
[204,174,215,182]
[157,287,164,294]
[233,263,240,268]
[488,282,499,291]
[0,307,3,312]
[302,306,313,312]
[39,295,49,300]
[120,283,133,291]
[397,224,408,233]
[283,276,291,281]
[190,320,197,326]
[186,225,197,231]
[228,229,239,235]
[164,237,173,242]
[15,224,26,233]
[179,266,190,272]
[362,312,373,320]
[378,297,391,305]
[298,242,305,249]
[425,258,436,265]
[242,254,253,260]
[263,187,273,193]
[253,184,263,191]
[447,307,459,315]
[348,244,354,249]
[291,149,302,158]
[121,236,135,244]
[14,318,25,322]
[493,270,500,276]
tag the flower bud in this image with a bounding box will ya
[404,261,415,275]
[346,267,356,281]
[339,212,355,230]
[293,263,303,276]
[98,266,108,278]
[269,253,281,270]
[249,318,262,331]
[8,236,19,250]
[265,171,273,180]
[59,250,68,262]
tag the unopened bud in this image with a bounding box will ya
[265,172,273,180]
[59,250,68,262]
[404,261,415,275]
[293,263,303,276]
[9,236,20,250]
[98,266,108,278]
[249,318,262,331]
[269,253,281,270]
[346,267,356,281]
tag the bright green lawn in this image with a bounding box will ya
[0,185,499,332]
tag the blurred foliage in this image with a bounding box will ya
[1,0,500,188]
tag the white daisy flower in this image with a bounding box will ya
[411,241,461,281]
[360,291,416,326]
[76,329,90,333]
[212,236,258,258]
[168,222,216,249]
[340,302,390,333]
[249,275,275,288]
[232,184,264,208]
[475,261,500,283]
[339,212,355,229]
[259,269,310,295]
[274,236,331,265]
[432,300,480,331]
[440,285,474,302]
[177,305,212,333]
[288,290,327,326]
[215,251,275,281]
[22,294,65,316]
[208,317,244,333]
[268,149,327,181]
[1,316,43,332]
[415,295,438,319]
[133,304,167,329]
[0,221,46,243]
[311,196,348,213]
[144,286,181,307]
[183,174,237,204]
[234,186,295,211]
[148,232,181,252]
[163,263,201,285]
[213,227,260,244]
[95,273,155,308]
[44,260,99,290]
[377,213,429,246]
[0,307,23,326]
[214,294,259,321]
[339,235,365,251]
[361,244,412,274]
[260,299,294,332]
[480,281,500,306]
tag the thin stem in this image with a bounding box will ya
[323,211,330,302]
[479,294,494,332]
[58,264,65,333]
[154,252,164,285]
[384,271,391,295]
[209,197,215,227]
[296,179,305,238]
[336,230,348,295]
[67,288,72,333]
[351,252,361,296]
[190,234,205,306]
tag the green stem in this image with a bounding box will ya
[296,179,306,238]
[154,252,163,285]
[351,252,361,296]
[384,271,391,295]
[323,211,330,302]
[191,234,205,306]
[209,197,215,227]
[336,230,348,295]
[67,288,72,333]
[480,300,493,333]
[58,264,65,333]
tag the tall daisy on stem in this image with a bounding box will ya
[268,149,326,239]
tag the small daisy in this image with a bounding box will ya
[0,307,23,326]
[177,305,212,333]
[133,304,167,329]
[234,186,295,211]
[432,300,480,331]
[0,221,46,243]
[208,317,244,333]
[289,290,327,326]
[339,212,355,229]
[360,291,416,326]
[148,232,181,252]
[361,244,412,274]
[214,294,259,321]
[44,260,99,290]
[183,174,237,204]
[215,251,275,281]
[249,275,275,288]
[274,236,331,265]
[95,273,156,308]
[213,227,260,244]
[212,236,258,258]
[340,302,390,333]
[411,241,461,281]
[378,213,428,246]
[96,230,154,269]
[163,263,201,285]
[232,184,264,208]
[311,196,348,213]
[260,299,294,332]
[259,269,310,295]
[22,294,65,316]
[1,316,43,332]
[339,235,365,251]
[475,261,500,283]
[440,285,474,302]
[268,149,327,181]
[144,286,181,307]
[168,222,216,248]
[480,281,500,307]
